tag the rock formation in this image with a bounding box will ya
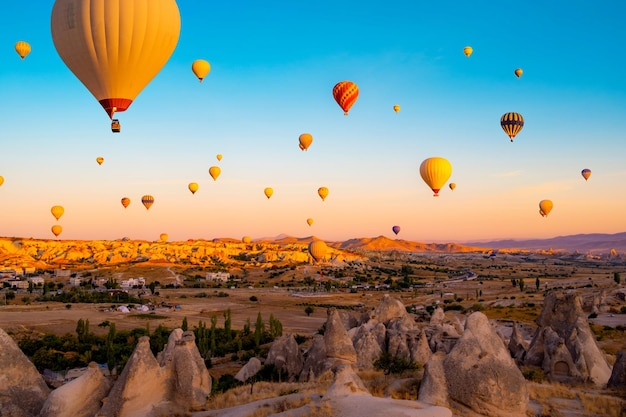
[39,362,112,417]
[608,350,626,388]
[323,308,357,367]
[0,327,50,417]
[264,333,304,381]
[523,290,612,385]
[419,312,529,417]
[235,357,262,382]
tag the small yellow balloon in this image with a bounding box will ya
[306,218,314,226]
[308,240,328,263]
[192,59,211,82]
[15,41,31,60]
[121,197,131,208]
[299,133,313,151]
[0,176,4,187]
[514,68,523,78]
[264,187,274,199]
[96,156,104,165]
[209,166,221,181]
[318,187,329,201]
[242,236,252,244]
[51,224,62,237]
[216,154,223,161]
[160,233,168,242]
[449,183,456,191]
[393,104,400,113]
[51,205,64,221]
[463,46,473,57]
[188,182,199,194]
[539,200,553,217]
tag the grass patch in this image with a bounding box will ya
[482,304,540,322]
[131,313,168,320]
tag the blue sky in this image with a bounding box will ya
[0,1,625,243]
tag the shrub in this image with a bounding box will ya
[249,296,258,302]
[522,367,545,383]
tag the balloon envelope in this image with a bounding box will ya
[539,200,553,217]
[96,157,104,165]
[0,176,4,187]
[51,205,64,221]
[51,0,181,119]
[141,195,154,210]
[463,46,473,57]
[192,59,210,82]
[393,104,400,113]
[419,157,452,197]
[216,154,223,161]
[307,218,314,226]
[188,182,199,194]
[308,240,327,263]
[449,183,456,191]
[121,197,131,208]
[242,236,252,244]
[209,166,221,181]
[500,112,524,141]
[318,187,329,201]
[514,68,523,78]
[264,187,273,199]
[51,225,62,237]
[299,133,313,151]
[581,169,591,181]
[15,41,31,59]
[332,81,359,115]
[392,225,401,235]
[160,233,168,242]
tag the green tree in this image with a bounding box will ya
[210,314,217,355]
[224,309,232,342]
[254,312,265,347]
[519,278,525,292]
[106,323,117,372]
[614,272,621,285]
[535,277,540,290]
[269,314,282,339]
[181,316,188,332]
[304,306,314,316]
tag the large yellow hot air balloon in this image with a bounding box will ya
[96,157,104,165]
[264,187,274,199]
[501,112,524,141]
[141,195,154,210]
[0,176,4,187]
[209,166,221,181]
[514,68,523,78]
[308,240,327,263]
[299,133,313,151]
[332,81,359,115]
[121,197,130,208]
[581,169,591,181]
[188,182,199,194]
[15,41,31,60]
[463,46,473,57]
[51,0,181,120]
[191,59,211,82]
[51,225,63,237]
[160,233,168,242]
[51,205,64,221]
[393,104,400,113]
[318,187,329,201]
[539,200,553,217]
[306,218,314,226]
[216,154,223,161]
[419,157,452,197]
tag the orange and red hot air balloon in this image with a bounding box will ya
[332,81,359,115]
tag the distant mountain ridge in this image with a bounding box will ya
[463,232,626,253]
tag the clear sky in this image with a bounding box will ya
[1,1,625,243]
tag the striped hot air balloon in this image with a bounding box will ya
[332,81,359,115]
[141,195,154,210]
[500,112,524,141]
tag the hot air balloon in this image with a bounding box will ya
[392,225,401,235]
[264,187,273,199]
[581,169,591,181]
[0,176,4,187]
[299,133,313,151]
[96,157,104,165]
[393,104,400,113]
[419,157,452,197]
[242,236,252,244]
[449,183,456,191]
[15,41,31,60]
[160,233,168,242]
[209,166,221,181]
[332,81,359,115]
[501,112,524,141]
[51,225,63,237]
[141,195,154,210]
[306,218,314,226]
[539,200,553,217]
[51,0,181,120]
[121,197,131,208]
[463,46,473,57]
[51,205,64,221]
[514,68,523,78]
[191,59,210,82]
[216,154,223,161]
[308,240,327,263]
[318,187,329,201]
[188,182,199,194]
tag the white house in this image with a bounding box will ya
[120,277,145,290]
[28,276,45,286]
[55,269,71,278]
[206,272,230,282]
[8,279,29,290]
[69,277,83,286]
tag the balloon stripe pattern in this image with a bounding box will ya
[51,0,181,118]
[500,112,524,141]
[332,81,359,115]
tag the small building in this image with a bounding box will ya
[55,269,71,278]
[206,272,230,282]
[8,279,29,290]
[28,276,45,286]
[120,277,145,290]
[69,277,83,286]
